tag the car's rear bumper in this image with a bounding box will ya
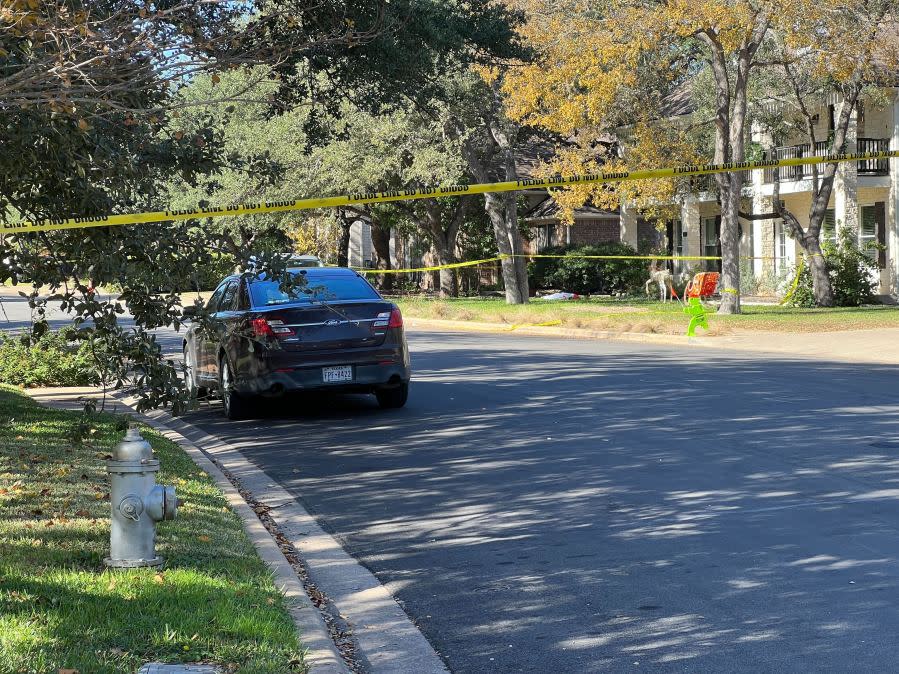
[229,336,411,395]
[236,361,410,395]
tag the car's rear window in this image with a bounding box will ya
[249,273,379,306]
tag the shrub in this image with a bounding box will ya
[0,330,101,387]
[528,243,646,295]
[788,229,879,307]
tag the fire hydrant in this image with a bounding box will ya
[104,428,177,568]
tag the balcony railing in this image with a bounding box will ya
[688,174,716,193]
[857,138,890,175]
[763,138,890,183]
[686,173,755,198]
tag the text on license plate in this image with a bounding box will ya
[322,365,353,383]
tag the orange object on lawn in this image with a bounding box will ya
[685,272,719,299]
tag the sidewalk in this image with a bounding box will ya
[690,328,899,364]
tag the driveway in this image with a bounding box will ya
[177,331,899,673]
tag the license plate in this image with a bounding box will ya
[322,365,353,383]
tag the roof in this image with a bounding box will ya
[659,80,696,118]
[515,137,561,180]
[524,196,619,223]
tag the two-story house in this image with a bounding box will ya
[613,91,899,297]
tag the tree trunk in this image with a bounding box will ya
[806,238,833,306]
[484,192,525,302]
[337,215,352,268]
[453,82,529,305]
[431,237,459,297]
[370,219,393,292]
[490,113,528,303]
[773,74,861,306]
[718,179,743,313]
[699,25,768,314]
[507,195,530,300]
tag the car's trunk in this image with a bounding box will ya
[254,301,395,351]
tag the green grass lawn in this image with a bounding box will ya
[394,296,899,335]
[0,385,305,674]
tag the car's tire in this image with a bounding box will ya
[219,356,251,420]
[183,344,207,398]
[376,382,409,409]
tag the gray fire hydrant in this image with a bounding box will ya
[104,428,177,568]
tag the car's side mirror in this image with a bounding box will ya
[182,306,200,319]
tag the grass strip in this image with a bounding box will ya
[395,296,899,334]
[0,385,305,674]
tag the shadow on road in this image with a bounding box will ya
[160,334,899,671]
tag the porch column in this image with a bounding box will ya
[619,200,639,250]
[754,193,775,279]
[835,105,859,239]
[681,200,701,274]
[749,121,770,276]
[349,219,372,268]
[888,91,899,296]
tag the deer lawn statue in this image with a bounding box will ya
[645,265,675,302]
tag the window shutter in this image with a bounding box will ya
[875,201,886,268]
[714,215,722,271]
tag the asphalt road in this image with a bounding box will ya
[0,292,185,354]
[168,330,899,673]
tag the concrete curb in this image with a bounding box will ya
[26,388,347,674]
[136,406,449,674]
[26,387,449,674]
[124,403,353,674]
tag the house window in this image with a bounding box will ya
[536,224,556,251]
[774,224,788,273]
[822,209,837,246]
[860,205,877,260]
[701,216,721,271]
[666,219,684,274]
[744,216,753,261]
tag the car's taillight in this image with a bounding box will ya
[252,317,274,337]
[388,307,403,329]
[252,317,294,338]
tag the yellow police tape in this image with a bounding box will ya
[4,150,897,235]
[355,253,770,275]
[779,256,806,306]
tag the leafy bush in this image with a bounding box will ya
[528,243,646,295]
[788,229,880,307]
[0,330,101,387]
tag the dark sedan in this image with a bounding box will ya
[183,267,411,419]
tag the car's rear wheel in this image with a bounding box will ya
[183,344,207,398]
[376,382,408,409]
[219,357,251,420]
